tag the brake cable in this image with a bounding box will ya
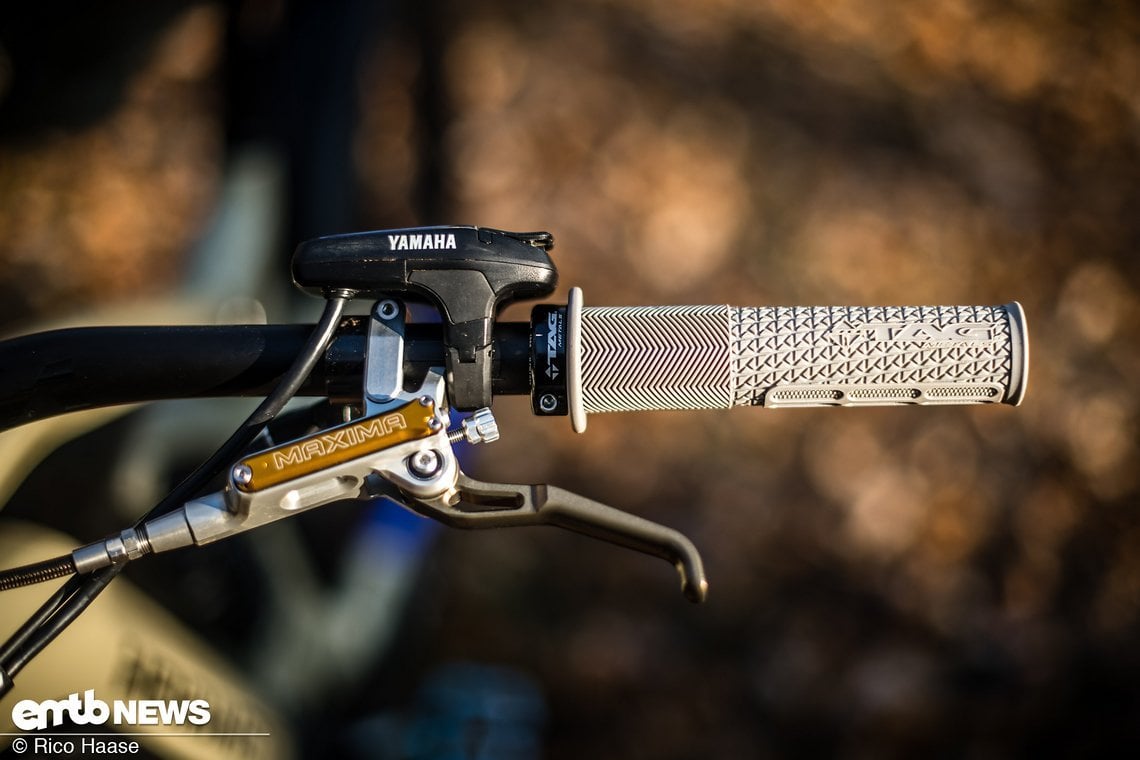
[0,295,347,696]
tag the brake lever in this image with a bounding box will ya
[71,399,709,603]
[72,294,710,604]
[379,473,708,603]
[358,295,708,602]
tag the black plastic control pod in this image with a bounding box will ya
[292,226,557,409]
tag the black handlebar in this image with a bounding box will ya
[0,319,534,432]
[0,300,1029,432]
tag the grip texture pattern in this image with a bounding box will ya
[580,304,1020,413]
[580,306,732,412]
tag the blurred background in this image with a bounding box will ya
[1,0,1139,757]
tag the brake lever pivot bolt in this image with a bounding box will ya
[408,449,443,478]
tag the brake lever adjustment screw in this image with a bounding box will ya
[448,408,500,445]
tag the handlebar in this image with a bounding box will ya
[0,222,1033,694]
[0,320,525,431]
[0,300,1026,433]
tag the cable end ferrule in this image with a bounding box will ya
[70,512,195,575]
[72,529,147,575]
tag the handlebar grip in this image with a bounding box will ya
[574,302,1027,417]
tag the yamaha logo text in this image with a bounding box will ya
[387,233,458,251]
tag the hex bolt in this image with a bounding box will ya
[232,464,253,486]
[539,394,559,413]
[408,450,442,478]
[418,395,433,407]
[375,299,400,320]
[428,417,444,432]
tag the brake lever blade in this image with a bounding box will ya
[400,473,708,603]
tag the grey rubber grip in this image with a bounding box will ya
[577,303,1027,415]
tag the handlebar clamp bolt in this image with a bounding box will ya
[375,300,401,320]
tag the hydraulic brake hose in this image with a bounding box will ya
[0,555,74,591]
[0,297,350,695]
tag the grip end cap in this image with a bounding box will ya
[1005,301,1029,406]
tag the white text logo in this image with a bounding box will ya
[11,690,211,731]
[545,311,560,379]
[387,233,458,251]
